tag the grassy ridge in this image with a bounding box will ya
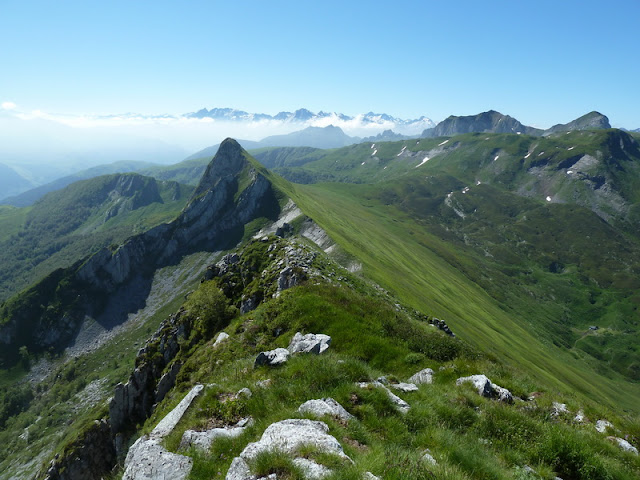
[129,241,640,480]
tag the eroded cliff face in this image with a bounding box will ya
[0,138,282,364]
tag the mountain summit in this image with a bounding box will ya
[423,110,542,137]
[420,110,614,138]
[543,111,611,135]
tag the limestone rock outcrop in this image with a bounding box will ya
[122,384,203,480]
[288,332,331,354]
[408,368,434,385]
[255,348,291,367]
[456,375,513,403]
[225,419,350,480]
[298,398,354,421]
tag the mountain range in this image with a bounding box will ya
[184,107,436,132]
[1,112,640,479]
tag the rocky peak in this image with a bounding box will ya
[423,110,542,137]
[544,111,611,135]
[191,138,250,198]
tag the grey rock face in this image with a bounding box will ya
[292,457,332,479]
[277,266,306,292]
[288,332,331,354]
[155,362,182,403]
[3,138,279,363]
[110,312,191,435]
[456,375,513,403]
[43,419,116,480]
[298,398,355,421]
[408,368,434,385]
[255,348,291,367]
[240,295,260,314]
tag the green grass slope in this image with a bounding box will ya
[282,180,640,413]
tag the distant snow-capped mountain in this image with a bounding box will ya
[183,107,435,135]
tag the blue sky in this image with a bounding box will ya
[1,0,639,128]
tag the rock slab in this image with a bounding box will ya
[122,384,203,480]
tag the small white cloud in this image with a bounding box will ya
[1,101,17,110]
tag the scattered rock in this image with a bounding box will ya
[551,402,568,417]
[574,410,586,423]
[255,348,290,367]
[298,398,355,421]
[408,368,434,385]
[422,449,437,465]
[237,387,252,398]
[288,332,331,354]
[214,332,230,348]
[429,317,455,337]
[363,473,381,480]
[225,419,350,480]
[358,381,410,413]
[255,379,272,388]
[595,419,613,433]
[391,382,419,393]
[292,457,332,479]
[180,417,252,451]
[456,375,513,403]
[277,266,306,293]
[608,437,638,455]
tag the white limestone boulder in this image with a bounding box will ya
[456,375,513,403]
[288,332,331,355]
[255,348,290,367]
[298,398,355,421]
[408,368,434,385]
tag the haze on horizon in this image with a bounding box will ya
[1,0,639,169]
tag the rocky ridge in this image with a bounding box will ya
[421,110,612,138]
[0,138,281,365]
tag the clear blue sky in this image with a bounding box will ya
[1,0,639,127]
